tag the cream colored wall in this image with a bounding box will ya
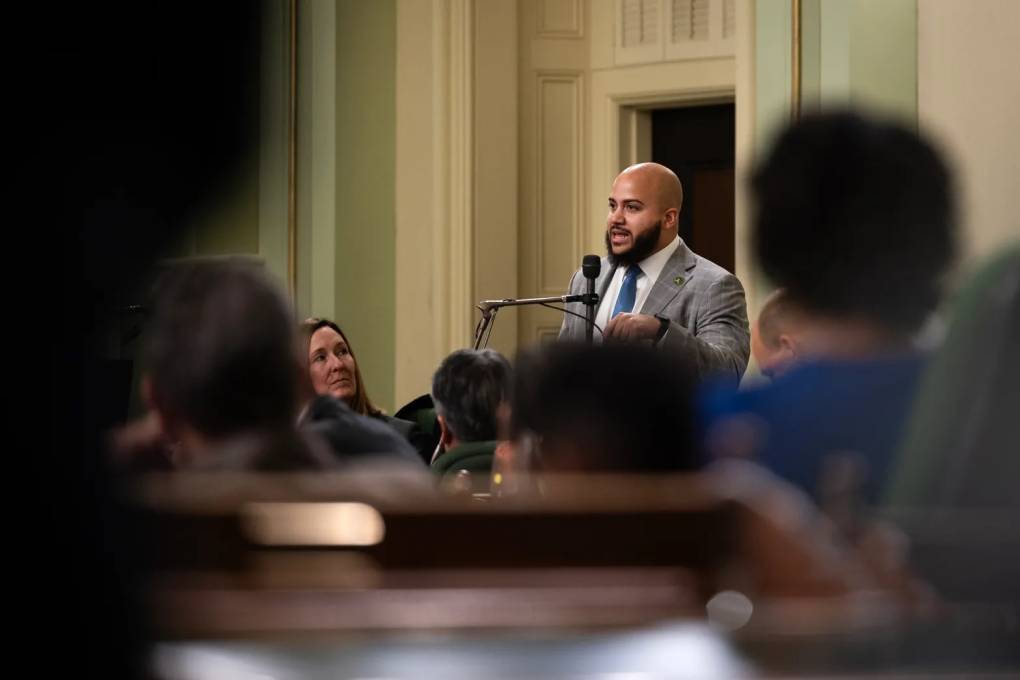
[395,0,518,408]
[334,0,398,411]
[294,0,400,411]
[395,0,440,407]
[917,0,1020,271]
[474,0,521,355]
[751,0,790,160]
[517,0,591,345]
[295,0,337,322]
[792,0,916,125]
[747,0,918,322]
[849,0,916,123]
[740,0,791,377]
[734,0,760,316]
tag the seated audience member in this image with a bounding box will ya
[113,277,422,471]
[138,261,336,471]
[393,393,442,458]
[882,246,1020,608]
[887,244,1020,509]
[430,349,513,485]
[301,317,433,461]
[701,111,957,505]
[298,393,424,468]
[509,344,927,604]
[750,288,807,379]
[512,343,700,472]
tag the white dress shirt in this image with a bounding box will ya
[594,235,681,340]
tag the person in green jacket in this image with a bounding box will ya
[430,349,513,481]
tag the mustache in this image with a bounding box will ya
[605,220,663,267]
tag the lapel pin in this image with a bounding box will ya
[673,275,685,285]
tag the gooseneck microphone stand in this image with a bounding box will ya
[473,255,602,350]
[472,292,599,350]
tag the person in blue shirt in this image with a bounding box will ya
[701,111,958,504]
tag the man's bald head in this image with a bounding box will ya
[757,289,799,349]
[606,162,684,264]
[751,288,805,379]
[616,162,684,212]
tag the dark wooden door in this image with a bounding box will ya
[651,103,735,273]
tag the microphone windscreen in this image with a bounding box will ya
[582,254,601,279]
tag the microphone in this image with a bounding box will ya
[470,260,601,349]
[582,254,600,344]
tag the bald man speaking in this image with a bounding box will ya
[559,163,750,381]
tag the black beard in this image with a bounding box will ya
[606,220,663,267]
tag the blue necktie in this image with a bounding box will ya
[611,265,641,318]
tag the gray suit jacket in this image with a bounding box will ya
[558,240,750,381]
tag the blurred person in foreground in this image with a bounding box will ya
[512,343,701,473]
[701,110,957,506]
[137,262,335,471]
[506,342,929,602]
[430,349,513,489]
[301,317,432,463]
[559,162,750,383]
[35,3,264,674]
[887,243,1020,509]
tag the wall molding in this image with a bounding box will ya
[535,70,586,293]
[538,0,584,39]
[436,0,476,352]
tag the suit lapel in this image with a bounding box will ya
[639,240,697,315]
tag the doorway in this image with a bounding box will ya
[651,103,735,273]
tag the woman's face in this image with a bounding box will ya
[308,326,358,403]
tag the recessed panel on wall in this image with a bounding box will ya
[537,73,583,294]
[539,0,583,38]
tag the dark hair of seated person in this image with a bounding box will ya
[145,261,298,437]
[143,261,334,471]
[432,348,513,444]
[751,110,956,336]
[511,343,700,472]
